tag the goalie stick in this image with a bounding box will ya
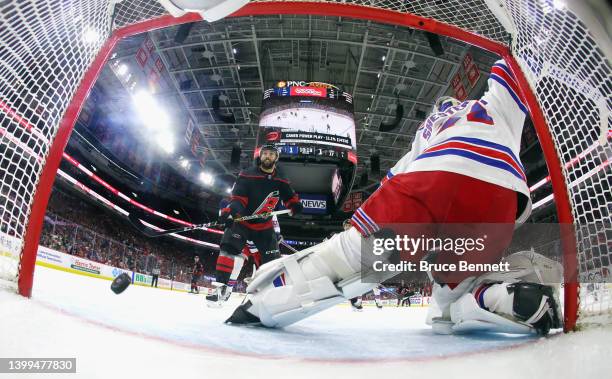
[128,209,292,238]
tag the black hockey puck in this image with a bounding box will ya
[111,272,131,294]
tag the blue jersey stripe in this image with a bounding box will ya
[490,74,528,114]
[440,136,525,172]
[492,63,514,80]
[416,149,525,181]
[351,215,372,235]
[357,208,379,233]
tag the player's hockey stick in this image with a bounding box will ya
[128,209,292,238]
[279,240,300,254]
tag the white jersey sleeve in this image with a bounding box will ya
[380,59,531,222]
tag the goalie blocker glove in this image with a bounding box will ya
[111,273,131,294]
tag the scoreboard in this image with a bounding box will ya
[256,80,357,215]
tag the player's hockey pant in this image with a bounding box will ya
[216,223,279,285]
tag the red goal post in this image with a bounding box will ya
[0,0,609,333]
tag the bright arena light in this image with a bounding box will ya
[117,63,129,76]
[199,172,214,186]
[180,159,189,168]
[155,132,174,153]
[132,91,170,130]
[226,187,232,194]
[132,91,176,153]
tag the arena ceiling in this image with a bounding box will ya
[93,14,499,193]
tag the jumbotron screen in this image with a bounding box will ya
[255,81,357,215]
[257,80,357,156]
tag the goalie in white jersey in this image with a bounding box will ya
[226,60,562,335]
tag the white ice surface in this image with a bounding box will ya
[1,266,611,378]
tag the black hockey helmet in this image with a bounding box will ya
[260,143,279,155]
[258,143,279,164]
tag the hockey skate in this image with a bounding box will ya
[350,297,363,311]
[206,283,232,308]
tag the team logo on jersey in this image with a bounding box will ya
[253,191,280,215]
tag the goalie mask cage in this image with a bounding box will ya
[0,0,609,332]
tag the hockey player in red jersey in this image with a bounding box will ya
[226,60,562,335]
[206,144,302,306]
[223,216,281,294]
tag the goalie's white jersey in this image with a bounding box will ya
[384,59,531,222]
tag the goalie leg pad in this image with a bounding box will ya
[229,261,347,327]
[429,278,477,320]
[227,228,382,327]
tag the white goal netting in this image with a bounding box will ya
[0,0,610,330]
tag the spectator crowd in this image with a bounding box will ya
[39,188,218,286]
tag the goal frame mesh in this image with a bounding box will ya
[2,0,609,333]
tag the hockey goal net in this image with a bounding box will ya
[0,0,609,331]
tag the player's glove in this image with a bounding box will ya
[218,208,236,228]
[289,202,303,216]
